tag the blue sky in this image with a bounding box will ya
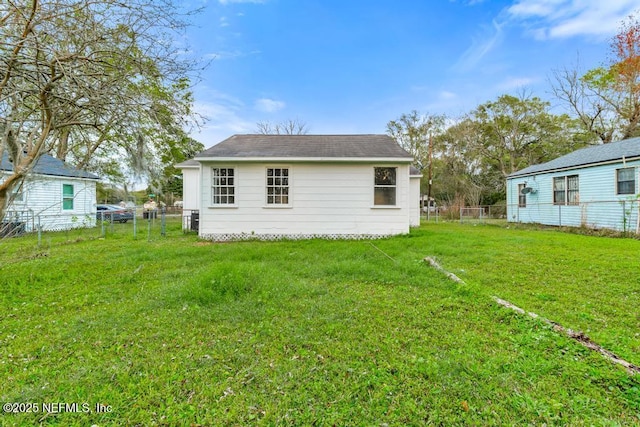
[183,0,640,145]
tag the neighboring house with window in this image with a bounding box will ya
[506,136,640,232]
[179,134,421,240]
[1,152,99,233]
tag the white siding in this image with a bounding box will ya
[198,162,412,239]
[507,160,640,231]
[409,175,421,226]
[181,167,200,211]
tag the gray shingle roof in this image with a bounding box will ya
[508,136,640,178]
[175,159,200,168]
[194,134,414,161]
[0,152,99,180]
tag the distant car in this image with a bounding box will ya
[96,204,134,223]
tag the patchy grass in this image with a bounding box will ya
[0,221,638,425]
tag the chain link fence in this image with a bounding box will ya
[507,199,640,233]
[421,203,507,224]
[0,207,192,247]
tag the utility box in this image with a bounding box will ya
[190,211,199,232]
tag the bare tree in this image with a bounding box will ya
[256,118,309,135]
[0,0,202,219]
[551,12,640,143]
[551,65,621,144]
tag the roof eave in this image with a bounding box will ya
[0,169,99,180]
[193,156,414,163]
[508,155,640,179]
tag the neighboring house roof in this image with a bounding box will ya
[194,134,414,162]
[509,136,640,178]
[0,152,99,180]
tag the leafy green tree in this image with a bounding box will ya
[473,94,587,179]
[0,0,202,219]
[386,110,446,200]
[432,118,484,206]
[434,94,589,204]
[386,110,445,170]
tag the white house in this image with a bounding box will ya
[179,134,421,240]
[507,136,640,232]
[1,152,99,233]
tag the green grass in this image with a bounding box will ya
[0,220,639,425]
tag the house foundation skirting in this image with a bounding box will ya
[199,232,396,242]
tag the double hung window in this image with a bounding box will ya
[266,168,289,205]
[616,167,635,195]
[553,175,579,205]
[374,167,397,206]
[211,168,235,205]
[518,183,526,208]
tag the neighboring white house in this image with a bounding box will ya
[507,136,640,232]
[179,134,421,240]
[1,152,99,233]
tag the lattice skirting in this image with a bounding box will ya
[199,232,396,242]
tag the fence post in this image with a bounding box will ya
[133,208,137,240]
[636,199,640,234]
[558,204,562,227]
[161,207,166,237]
[37,215,42,247]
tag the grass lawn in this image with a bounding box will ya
[0,220,639,425]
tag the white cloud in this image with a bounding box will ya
[203,50,261,60]
[455,20,505,71]
[254,98,285,113]
[506,0,639,39]
[439,90,458,100]
[190,95,255,144]
[496,76,538,91]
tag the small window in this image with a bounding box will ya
[553,177,565,205]
[617,167,635,195]
[62,184,74,210]
[518,183,526,208]
[374,167,397,206]
[211,168,235,205]
[553,175,579,206]
[266,168,289,205]
[567,175,579,205]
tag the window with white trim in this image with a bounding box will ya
[616,167,635,195]
[62,184,74,210]
[266,167,289,205]
[518,183,526,208]
[374,167,396,206]
[553,175,579,205]
[211,167,235,205]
